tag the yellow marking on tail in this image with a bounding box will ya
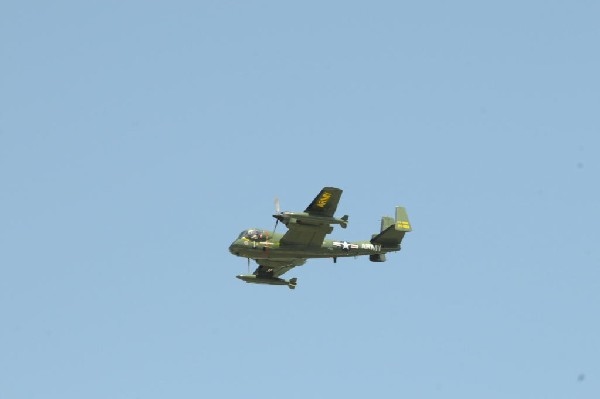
[397,221,411,229]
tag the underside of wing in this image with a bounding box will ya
[277,186,342,248]
[280,224,333,248]
[254,258,306,278]
[305,187,342,217]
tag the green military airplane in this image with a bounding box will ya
[229,187,411,289]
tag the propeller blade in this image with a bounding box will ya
[272,196,281,235]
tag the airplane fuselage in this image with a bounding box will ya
[228,230,391,261]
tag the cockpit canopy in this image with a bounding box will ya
[237,228,269,241]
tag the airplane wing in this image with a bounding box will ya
[280,187,343,248]
[254,258,306,278]
[280,224,333,248]
[304,187,342,217]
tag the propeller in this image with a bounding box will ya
[274,196,281,214]
[272,196,281,235]
[247,257,250,274]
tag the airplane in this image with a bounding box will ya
[228,187,411,289]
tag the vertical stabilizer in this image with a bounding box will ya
[395,207,412,232]
[380,216,394,232]
[370,206,411,249]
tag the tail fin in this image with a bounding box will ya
[370,206,412,250]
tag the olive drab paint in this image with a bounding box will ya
[229,187,411,289]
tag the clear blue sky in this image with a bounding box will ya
[1,1,599,398]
